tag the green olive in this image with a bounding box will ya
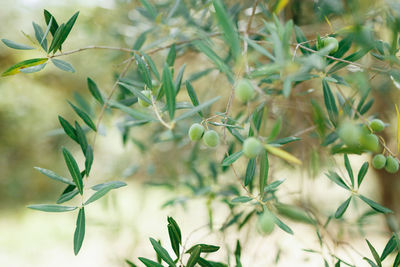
[360,133,379,152]
[369,119,385,132]
[257,210,275,235]
[317,37,339,54]
[138,90,151,107]
[243,137,263,158]
[372,154,386,170]
[235,79,254,103]
[338,122,362,147]
[188,123,205,141]
[385,156,399,174]
[203,130,220,147]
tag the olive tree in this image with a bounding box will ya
[3,0,400,266]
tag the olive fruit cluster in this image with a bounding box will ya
[372,154,399,173]
[316,36,339,54]
[188,123,220,147]
[338,121,380,152]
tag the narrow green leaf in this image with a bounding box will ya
[344,154,354,187]
[139,0,158,20]
[32,22,47,51]
[132,30,148,50]
[235,240,242,267]
[231,196,253,203]
[357,162,369,187]
[186,245,201,267]
[325,171,350,190]
[162,63,176,119]
[58,116,78,142]
[48,23,65,53]
[34,167,75,185]
[57,186,79,204]
[51,59,75,73]
[194,40,233,81]
[359,195,393,214]
[68,101,97,132]
[62,147,83,195]
[19,63,47,74]
[74,207,85,255]
[85,145,93,177]
[244,158,256,186]
[174,96,220,122]
[188,243,220,253]
[166,43,176,66]
[212,0,240,59]
[185,81,203,117]
[221,151,243,166]
[243,36,275,61]
[2,58,48,76]
[167,217,182,243]
[138,257,163,267]
[109,100,155,121]
[125,259,138,267]
[1,39,34,50]
[174,64,185,94]
[294,25,310,55]
[56,11,79,53]
[28,204,77,212]
[149,238,176,266]
[268,117,282,141]
[269,136,301,145]
[167,224,180,258]
[334,197,352,218]
[366,239,382,267]
[134,53,153,89]
[41,16,52,47]
[142,52,160,81]
[75,121,88,154]
[91,181,127,191]
[118,82,152,105]
[264,179,285,192]
[322,79,338,126]
[259,150,269,194]
[84,181,126,205]
[87,78,104,105]
[380,235,396,261]
[328,48,371,74]
[273,215,294,234]
[44,9,59,36]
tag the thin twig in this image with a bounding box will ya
[91,57,135,148]
[150,91,174,130]
[50,45,136,58]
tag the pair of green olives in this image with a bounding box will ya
[372,154,399,174]
[188,123,220,147]
[338,119,386,152]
